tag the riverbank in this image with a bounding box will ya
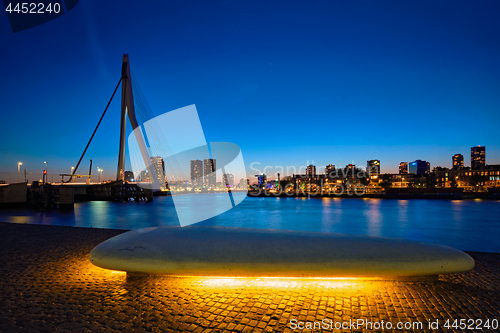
[248,190,500,200]
[1,222,500,332]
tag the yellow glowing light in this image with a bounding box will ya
[187,276,382,291]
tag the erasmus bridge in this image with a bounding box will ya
[1,55,248,212]
[1,55,171,207]
[66,54,162,189]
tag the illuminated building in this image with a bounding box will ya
[306,165,316,177]
[256,174,267,189]
[452,154,464,170]
[190,160,203,185]
[325,164,335,177]
[367,160,380,177]
[471,146,485,169]
[345,164,356,176]
[150,156,165,184]
[390,173,414,188]
[124,171,134,182]
[204,159,216,187]
[222,174,234,188]
[409,160,429,176]
[434,165,500,190]
[239,178,247,190]
[399,162,408,174]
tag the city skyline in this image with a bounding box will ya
[181,145,492,184]
[1,143,495,184]
[2,1,500,179]
[247,145,492,181]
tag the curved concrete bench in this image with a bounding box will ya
[89,226,474,278]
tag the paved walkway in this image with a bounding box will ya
[0,222,499,333]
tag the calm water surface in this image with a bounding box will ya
[1,195,499,252]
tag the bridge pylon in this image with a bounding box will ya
[117,54,160,191]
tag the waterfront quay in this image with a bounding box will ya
[247,188,500,200]
[1,222,499,333]
[0,181,153,210]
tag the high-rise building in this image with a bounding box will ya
[222,174,234,188]
[325,164,335,176]
[367,160,380,177]
[399,162,408,174]
[239,178,248,190]
[409,160,428,176]
[471,146,485,169]
[345,164,356,176]
[204,159,216,187]
[190,160,203,185]
[150,156,165,184]
[306,165,316,177]
[256,174,267,188]
[452,154,464,170]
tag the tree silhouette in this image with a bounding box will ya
[450,178,458,188]
[380,174,392,191]
[407,177,416,188]
[425,174,437,189]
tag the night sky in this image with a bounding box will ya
[1,0,500,181]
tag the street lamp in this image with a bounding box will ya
[97,168,104,183]
[71,166,75,183]
[17,162,22,182]
[44,161,48,184]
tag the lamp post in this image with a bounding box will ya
[71,166,75,183]
[17,162,22,182]
[44,161,48,184]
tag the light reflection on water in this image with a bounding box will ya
[0,195,499,252]
[364,199,382,236]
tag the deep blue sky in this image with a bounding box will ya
[1,0,500,181]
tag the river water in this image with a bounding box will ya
[1,195,499,252]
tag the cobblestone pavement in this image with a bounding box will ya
[1,222,499,333]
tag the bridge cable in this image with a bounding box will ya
[68,77,123,182]
[130,73,183,181]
